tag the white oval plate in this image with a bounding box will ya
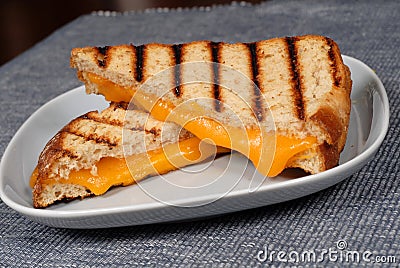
[0,56,389,228]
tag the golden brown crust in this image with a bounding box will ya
[311,107,343,145]
[33,131,82,208]
[36,132,68,182]
[308,36,352,165]
[33,183,92,208]
[319,142,340,171]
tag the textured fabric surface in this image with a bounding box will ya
[0,0,399,267]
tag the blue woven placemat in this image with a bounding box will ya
[1,1,399,266]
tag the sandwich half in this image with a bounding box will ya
[31,102,222,208]
[70,35,352,177]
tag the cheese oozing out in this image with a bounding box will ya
[31,136,224,195]
[85,72,317,177]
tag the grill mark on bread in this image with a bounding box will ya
[325,37,340,87]
[79,113,124,127]
[62,127,119,147]
[78,102,129,127]
[286,37,305,120]
[63,111,162,146]
[148,127,161,136]
[111,101,129,110]
[172,44,183,97]
[38,132,80,168]
[210,41,222,112]
[80,113,153,134]
[134,45,145,82]
[96,46,110,68]
[61,149,80,160]
[61,102,165,147]
[247,42,264,122]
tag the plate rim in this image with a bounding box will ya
[0,55,390,223]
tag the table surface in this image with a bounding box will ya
[1,0,399,267]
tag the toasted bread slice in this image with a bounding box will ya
[70,35,352,177]
[32,102,220,208]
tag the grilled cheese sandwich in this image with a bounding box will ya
[70,35,352,177]
[32,102,225,208]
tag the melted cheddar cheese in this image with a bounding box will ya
[85,72,318,177]
[31,137,223,195]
